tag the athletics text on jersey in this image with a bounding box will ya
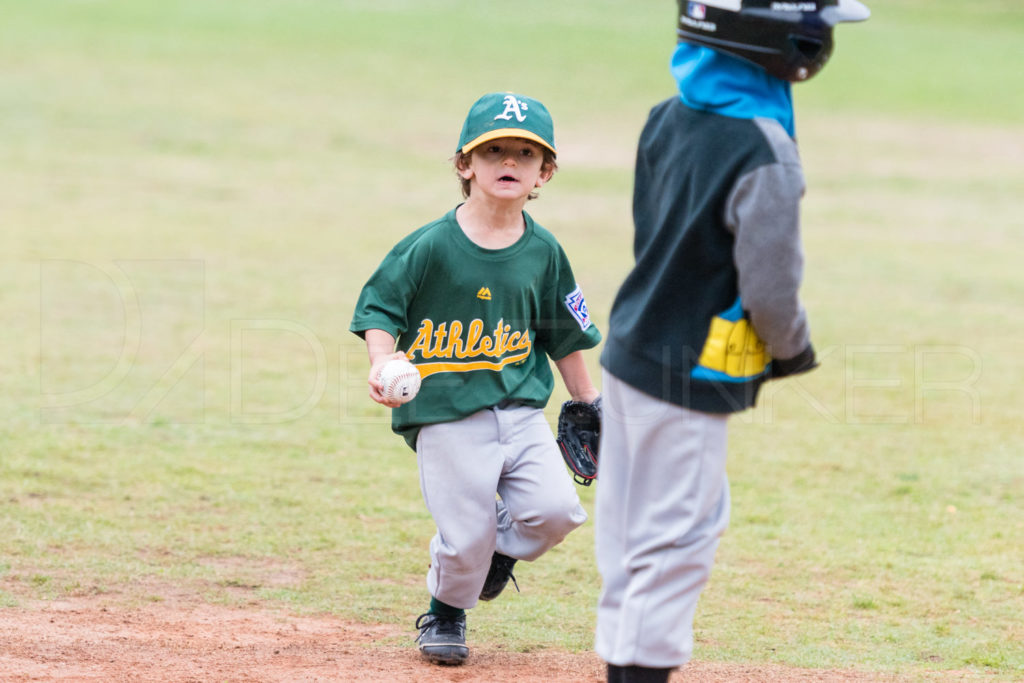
[351,208,601,448]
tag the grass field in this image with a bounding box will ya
[2,1,1023,680]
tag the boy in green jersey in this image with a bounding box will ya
[351,92,601,666]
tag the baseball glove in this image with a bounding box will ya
[556,397,601,486]
[769,343,819,380]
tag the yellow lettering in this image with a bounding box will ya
[462,319,484,358]
[407,320,434,360]
[479,334,493,356]
[433,322,447,353]
[444,320,464,358]
[407,317,533,375]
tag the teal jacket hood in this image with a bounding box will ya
[671,43,795,138]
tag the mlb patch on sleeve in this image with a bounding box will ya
[563,285,591,331]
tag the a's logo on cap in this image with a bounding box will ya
[688,2,707,19]
[494,95,528,123]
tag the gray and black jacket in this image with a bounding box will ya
[601,96,815,414]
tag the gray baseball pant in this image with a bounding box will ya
[595,370,730,668]
[417,405,588,609]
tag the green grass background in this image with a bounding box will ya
[2,0,1022,679]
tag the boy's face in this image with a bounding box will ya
[459,137,553,202]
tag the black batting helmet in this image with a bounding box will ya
[676,0,870,82]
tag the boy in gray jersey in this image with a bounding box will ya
[351,92,601,666]
[596,2,870,681]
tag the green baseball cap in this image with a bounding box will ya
[456,92,556,156]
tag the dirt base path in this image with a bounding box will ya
[0,596,914,682]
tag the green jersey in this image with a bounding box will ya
[351,207,602,449]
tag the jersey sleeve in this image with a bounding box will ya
[725,119,810,360]
[349,248,418,340]
[535,244,602,360]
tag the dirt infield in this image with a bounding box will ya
[0,594,928,682]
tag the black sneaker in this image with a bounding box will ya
[415,612,468,665]
[479,552,519,601]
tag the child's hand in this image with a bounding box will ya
[368,352,412,407]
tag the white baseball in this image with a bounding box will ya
[378,358,421,404]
